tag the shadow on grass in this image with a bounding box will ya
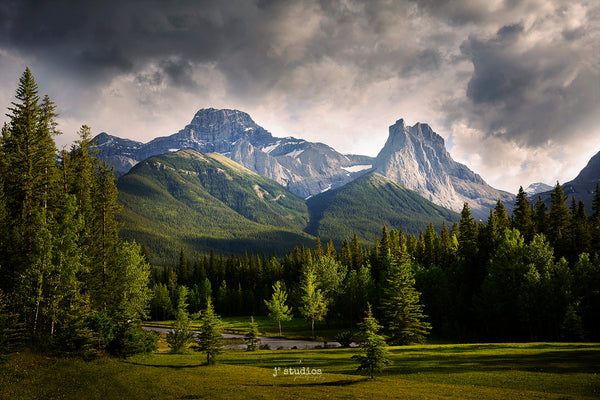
[124,359,206,369]
[254,378,368,388]
[385,349,600,376]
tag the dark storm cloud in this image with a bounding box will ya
[0,0,440,91]
[461,24,531,105]
[457,18,600,147]
[0,0,241,80]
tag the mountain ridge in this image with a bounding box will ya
[95,108,512,219]
[95,108,371,198]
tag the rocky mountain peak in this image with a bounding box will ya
[174,108,271,143]
[374,118,513,219]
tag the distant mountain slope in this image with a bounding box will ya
[96,108,373,198]
[537,150,600,214]
[374,119,514,220]
[116,149,315,265]
[306,172,460,244]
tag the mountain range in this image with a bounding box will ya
[116,148,459,265]
[94,108,599,264]
[94,108,513,219]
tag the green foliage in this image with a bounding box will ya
[0,70,154,357]
[334,330,355,348]
[109,321,158,358]
[244,316,260,351]
[353,304,390,379]
[196,297,223,365]
[548,182,571,258]
[112,241,153,323]
[0,290,27,354]
[166,286,195,353]
[380,253,431,345]
[264,280,292,336]
[299,267,328,338]
[150,283,172,320]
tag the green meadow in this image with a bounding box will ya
[2,343,599,399]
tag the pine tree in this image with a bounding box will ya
[196,297,223,365]
[423,223,439,267]
[167,286,195,353]
[264,280,292,336]
[380,253,431,344]
[569,200,590,260]
[352,304,390,379]
[494,200,510,234]
[47,194,83,337]
[548,182,571,258]
[1,68,61,334]
[512,187,534,242]
[350,233,364,269]
[244,316,261,351]
[342,265,374,322]
[340,239,352,267]
[534,196,549,236]
[458,203,478,260]
[89,161,122,311]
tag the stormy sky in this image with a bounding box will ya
[1,0,599,192]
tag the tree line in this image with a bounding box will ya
[152,183,600,343]
[0,69,156,358]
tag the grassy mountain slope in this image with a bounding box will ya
[306,172,460,244]
[117,149,315,265]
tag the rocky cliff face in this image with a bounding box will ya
[93,108,374,198]
[373,119,514,219]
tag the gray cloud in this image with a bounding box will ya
[0,0,598,192]
[457,14,600,148]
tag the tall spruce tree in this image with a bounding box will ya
[167,286,194,353]
[534,196,549,236]
[380,252,431,344]
[197,297,223,365]
[353,304,390,379]
[1,68,61,335]
[548,183,571,259]
[513,187,535,242]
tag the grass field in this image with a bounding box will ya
[2,343,599,399]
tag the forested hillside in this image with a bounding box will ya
[116,149,315,265]
[306,172,460,242]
